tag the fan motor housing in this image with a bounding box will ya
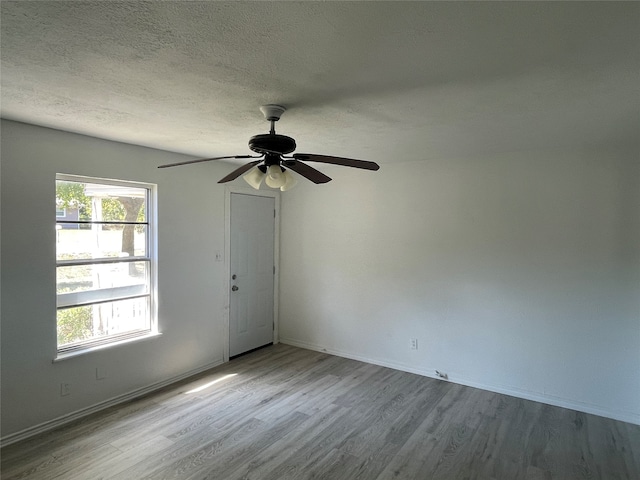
[249,134,296,155]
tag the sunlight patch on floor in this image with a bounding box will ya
[184,373,237,394]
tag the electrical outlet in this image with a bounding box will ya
[96,367,107,380]
[60,383,71,396]
[410,338,418,350]
[214,251,223,262]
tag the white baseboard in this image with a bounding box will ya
[0,359,225,448]
[280,337,640,426]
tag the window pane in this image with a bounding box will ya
[56,224,148,261]
[56,175,154,353]
[56,180,147,222]
[56,180,92,221]
[84,183,147,223]
[57,261,149,295]
[57,297,150,348]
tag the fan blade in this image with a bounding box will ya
[218,160,263,183]
[285,160,332,184]
[293,153,380,171]
[158,155,258,169]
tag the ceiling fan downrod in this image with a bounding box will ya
[260,104,285,136]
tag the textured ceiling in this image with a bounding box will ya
[1,1,638,166]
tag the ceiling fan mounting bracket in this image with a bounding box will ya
[259,104,286,122]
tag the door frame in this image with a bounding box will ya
[223,185,280,362]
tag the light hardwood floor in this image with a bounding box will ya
[2,344,639,479]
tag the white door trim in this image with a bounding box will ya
[224,185,280,362]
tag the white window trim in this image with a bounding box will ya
[53,332,163,362]
[55,174,158,357]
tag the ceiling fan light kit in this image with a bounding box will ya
[242,165,266,189]
[264,165,286,188]
[158,104,380,190]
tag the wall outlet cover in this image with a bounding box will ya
[60,383,71,396]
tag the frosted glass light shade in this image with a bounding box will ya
[265,165,286,188]
[280,169,297,191]
[243,166,265,190]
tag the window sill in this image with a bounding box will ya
[53,332,162,362]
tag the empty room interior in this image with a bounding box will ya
[1,2,639,479]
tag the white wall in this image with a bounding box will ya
[1,120,231,439]
[2,120,638,441]
[278,147,640,424]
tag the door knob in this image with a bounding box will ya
[232,285,239,291]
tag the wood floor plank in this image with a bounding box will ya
[2,344,638,480]
[256,407,366,480]
[142,417,268,480]
[63,435,174,480]
[305,448,362,480]
[223,403,350,480]
[374,431,441,479]
[195,412,311,480]
[337,372,438,460]
[48,442,123,480]
[0,452,63,480]
[626,420,640,473]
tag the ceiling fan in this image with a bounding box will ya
[158,105,380,191]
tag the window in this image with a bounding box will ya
[55,174,156,355]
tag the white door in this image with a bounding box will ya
[229,193,275,357]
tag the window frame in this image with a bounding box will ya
[55,174,158,357]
